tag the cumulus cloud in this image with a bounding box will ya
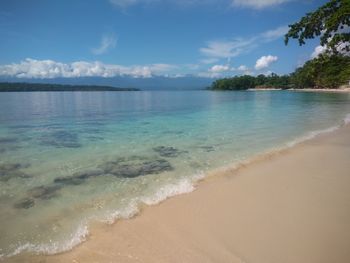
[311,45,327,59]
[0,58,177,79]
[200,25,287,60]
[310,43,350,59]
[232,0,292,9]
[92,33,117,55]
[237,65,248,71]
[255,55,278,70]
[209,64,231,73]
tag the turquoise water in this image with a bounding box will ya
[0,90,350,258]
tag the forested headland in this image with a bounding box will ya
[210,54,350,90]
[211,0,350,91]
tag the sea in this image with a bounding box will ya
[0,90,350,259]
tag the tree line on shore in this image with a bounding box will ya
[210,54,350,90]
[211,0,350,91]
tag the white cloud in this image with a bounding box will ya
[200,37,256,59]
[209,64,230,73]
[185,63,200,70]
[0,58,178,79]
[237,65,248,71]
[255,55,278,70]
[232,0,292,9]
[197,71,223,78]
[311,45,327,59]
[200,25,287,60]
[92,33,117,55]
[261,25,289,41]
[200,58,220,64]
[310,43,350,59]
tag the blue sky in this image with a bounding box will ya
[0,0,328,79]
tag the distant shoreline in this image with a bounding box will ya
[289,87,350,93]
[239,86,350,92]
[0,82,139,92]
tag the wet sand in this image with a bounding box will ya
[9,124,350,263]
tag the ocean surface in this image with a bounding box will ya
[0,90,350,259]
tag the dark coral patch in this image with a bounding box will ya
[102,158,173,178]
[0,137,19,144]
[0,163,31,181]
[52,156,174,188]
[153,146,186,158]
[40,130,82,148]
[14,198,35,209]
[28,185,62,200]
[54,169,105,186]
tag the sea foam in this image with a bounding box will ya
[6,223,88,259]
[142,174,205,206]
[4,113,350,260]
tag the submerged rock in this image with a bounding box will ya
[153,146,185,158]
[0,145,21,154]
[102,158,173,178]
[14,198,35,209]
[40,130,82,148]
[28,185,62,200]
[54,169,105,185]
[54,176,85,186]
[0,137,18,144]
[0,163,31,181]
[52,156,174,186]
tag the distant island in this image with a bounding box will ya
[210,54,350,91]
[0,82,139,92]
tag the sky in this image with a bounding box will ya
[0,0,329,80]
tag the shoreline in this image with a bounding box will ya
[289,87,350,93]
[246,87,350,92]
[7,118,350,263]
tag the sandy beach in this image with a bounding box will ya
[8,124,350,263]
[290,87,350,93]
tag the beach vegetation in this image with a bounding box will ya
[284,0,350,54]
[211,0,350,91]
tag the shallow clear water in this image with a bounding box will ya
[0,90,350,258]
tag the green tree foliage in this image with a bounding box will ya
[210,74,291,90]
[210,55,350,90]
[210,75,256,90]
[284,0,350,53]
[291,54,350,88]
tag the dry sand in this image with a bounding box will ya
[291,87,350,93]
[9,125,350,263]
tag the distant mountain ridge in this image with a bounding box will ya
[0,82,139,92]
[0,75,214,90]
